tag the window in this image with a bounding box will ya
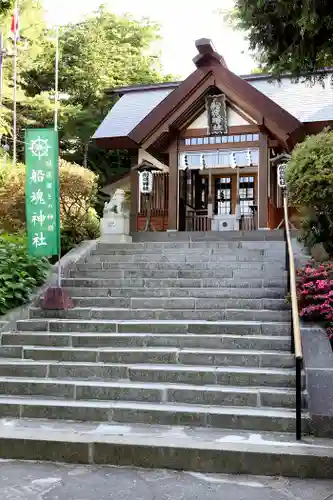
[239,176,255,215]
[184,134,259,145]
[215,177,232,215]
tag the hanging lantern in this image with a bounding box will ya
[139,170,153,194]
[277,164,287,188]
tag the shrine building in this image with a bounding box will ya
[93,38,333,233]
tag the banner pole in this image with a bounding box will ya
[12,0,18,166]
[54,26,61,288]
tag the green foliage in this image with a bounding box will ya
[61,208,100,256]
[286,131,333,210]
[0,233,49,315]
[286,130,333,256]
[0,160,100,253]
[0,2,174,204]
[0,162,26,232]
[21,5,175,174]
[229,0,333,80]
[59,160,100,254]
[0,0,13,14]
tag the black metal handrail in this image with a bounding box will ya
[283,194,303,441]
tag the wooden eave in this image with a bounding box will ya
[94,136,139,150]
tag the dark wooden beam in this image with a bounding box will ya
[181,124,259,137]
[130,151,139,233]
[168,139,179,230]
[258,133,269,229]
[304,120,333,135]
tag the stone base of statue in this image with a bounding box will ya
[99,188,132,243]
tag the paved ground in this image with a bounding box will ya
[0,461,333,500]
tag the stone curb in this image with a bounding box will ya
[0,239,98,334]
[301,324,333,438]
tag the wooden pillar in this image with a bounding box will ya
[130,150,139,234]
[258,132,269,229]
[207,169,213,218]
[168,145,178,230]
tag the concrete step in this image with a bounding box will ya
[131,230,287,242]
[2,332,292,351]
[16,319,292,336]
[0,418,331,477]
[86,255,285,265]
[94,239,286,251]
[74,261,284,272]
[90,249,283,259]
[0,377,300,408]
[18,346,295,368]
[63,287,286,299]
[68,297,288,310]
[62,277,287,289]
[70,269,286,280]
[0,396,307,432]
[0,360,299,387]
[77,262,285,272]
[29,307,291,322]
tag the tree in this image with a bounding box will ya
[23,5,174,172]
[286,130,333,255]
[229,0,333,80]
[0,1,14,16]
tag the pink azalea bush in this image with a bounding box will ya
[296,260,333,341]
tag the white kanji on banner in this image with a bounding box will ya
[139,170,153,194]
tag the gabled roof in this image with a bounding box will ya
[94,38,312,150]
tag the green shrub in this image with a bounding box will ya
[0,234,49,315]
[61,207,100,256]
[286,130,333,256]
[0,160,100,255]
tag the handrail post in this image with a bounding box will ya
[296,357,302,440]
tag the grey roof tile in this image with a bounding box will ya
[93,89,173,140]
[250,76,333,122]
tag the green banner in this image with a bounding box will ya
[25,128,60,257]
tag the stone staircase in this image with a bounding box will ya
[1,233,333,477]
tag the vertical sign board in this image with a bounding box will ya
[25,129,60,257]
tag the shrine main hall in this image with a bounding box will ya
[93,38,333,233]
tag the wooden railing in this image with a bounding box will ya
[283,194,303,441]
[239,214,256,231]
[186,214,212,232]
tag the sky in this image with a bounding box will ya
[44,0,256,78]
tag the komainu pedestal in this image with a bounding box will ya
[100,189,132,243]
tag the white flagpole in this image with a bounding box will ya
[54,26,59,132]
[54,26,62,288]
[12,0,18,166]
